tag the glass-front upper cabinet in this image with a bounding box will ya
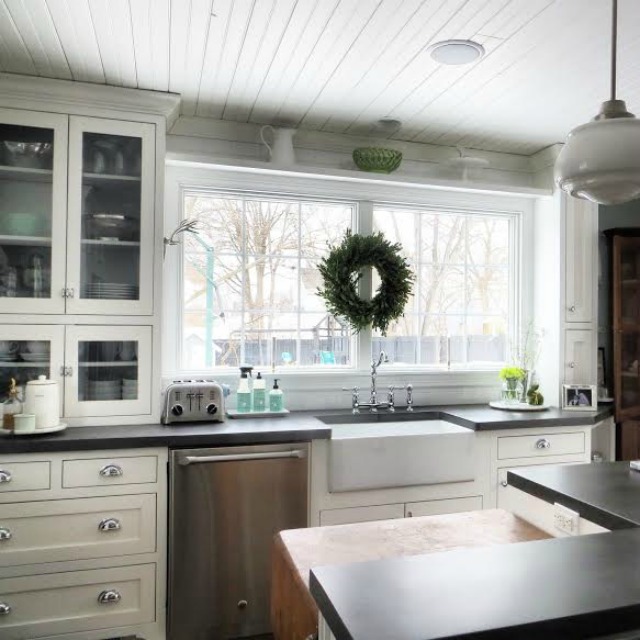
[0,109,68,314]
[66,117,155,315]
[64,325,152,418]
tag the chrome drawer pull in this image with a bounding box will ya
[99,464,123,478]
[97,589,121,605]
[0,470,12,484]
[0,603,11,615]
[0,528,11,541]
[536,438,551,450]
[98,518,121,533]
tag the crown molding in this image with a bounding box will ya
[0,72,180,129]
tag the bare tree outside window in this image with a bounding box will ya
[182,194,353,369]
[373,207,511,367]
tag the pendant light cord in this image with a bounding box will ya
[611,0,618,101]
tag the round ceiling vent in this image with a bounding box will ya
[428,39,485,65]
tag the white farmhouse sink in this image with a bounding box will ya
[329,418,476,493]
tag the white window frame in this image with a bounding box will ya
[164,163,535,406]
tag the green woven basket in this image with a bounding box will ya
[352,147,403,174]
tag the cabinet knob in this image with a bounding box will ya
[0,603,11,616]
[568,361,576,369]
[98,518,121,533]
[237,599,248,610]
[500,480,508,488]
[536,438,551,450]
[406,511,413,518]
[99,464,123,478]
[97,590,121,605]
[0,470,11,484]
[0,528,11,541]
[568,305,576,313]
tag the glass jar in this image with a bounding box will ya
[502,377,523,404]
[2,378,22,430]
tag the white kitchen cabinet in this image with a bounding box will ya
[0,109,69,315]
[405,496,483,517]
[0,448,167,640]
[0,111,156,317]
[0,324,152,422]
[64,324,152,418]
[564,328,595,384]
[564,196,597,324]
[320,503,404,526]
[66,117,155,316]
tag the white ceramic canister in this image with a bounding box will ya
[24,375,60,430]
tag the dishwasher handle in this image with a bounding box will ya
[177,449,306,466]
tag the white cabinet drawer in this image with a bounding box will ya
[62,455,157,487]
[405,496,483,518]
[0,461,50,493]
[320,503,405,526]
[0,494,156,566]
[0,563,155,639]
[497,432,585,460]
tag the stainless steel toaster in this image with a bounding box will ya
[162,380,225,425]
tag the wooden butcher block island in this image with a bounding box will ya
[271,509,550,640]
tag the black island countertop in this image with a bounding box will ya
[0,404,612,454]
[311,461,640,640]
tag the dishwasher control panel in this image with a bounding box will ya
[162,381,226,424]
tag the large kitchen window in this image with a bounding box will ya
[179,190,518,372]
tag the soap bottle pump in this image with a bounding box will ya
[269,378,284,412]
[236,365,253,413]
[253,372,266,412]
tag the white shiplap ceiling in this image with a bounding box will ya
[0,0,639,155]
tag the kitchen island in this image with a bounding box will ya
[310,461,640,640]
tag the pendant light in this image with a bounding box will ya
[555,0,640,205]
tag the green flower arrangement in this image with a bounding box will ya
[498,366,525,381]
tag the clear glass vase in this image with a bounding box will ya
[502,377,523,404]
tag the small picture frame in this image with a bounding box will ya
[562,384,598,411]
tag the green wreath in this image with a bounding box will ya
[317,231,415,335]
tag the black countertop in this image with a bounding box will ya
[0,404,612,454]
[508,462,640,530]
[310,528,640,640]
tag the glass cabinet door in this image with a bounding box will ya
[66,117,155,316]
[0,326,64,418]
[64,325,152,418]
[0,109,68,314]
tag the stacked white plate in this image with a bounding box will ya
[87,379,121,401]
[0,349,17,362]
[122,378,138,400]
[20,350,49,363]
[83,283,139,300]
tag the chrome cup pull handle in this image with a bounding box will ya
[0,602,11,615]
[0,528,12,541]
[98,518,121,533]
[536,438,551,450]
[99,464,123,478]
[0,470,12,484]
[97,589,121,605]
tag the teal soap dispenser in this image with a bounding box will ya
[269,378,284,412]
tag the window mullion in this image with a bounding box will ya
[357,201,374,370]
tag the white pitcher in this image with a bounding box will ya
[260,126,296,167]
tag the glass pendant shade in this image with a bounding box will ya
[555,115,640,205]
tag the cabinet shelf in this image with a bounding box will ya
[0,361,49,367]
[0,235,51,246]
[79,361,137,367]
[83,172,141,185]
[622,279,640,285]
[0,165,53,183]
[81,239,140,247]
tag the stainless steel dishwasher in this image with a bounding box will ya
[168,443,309,640]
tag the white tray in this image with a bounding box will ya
[1,423,67,435]
[226,409,290,419]
[489,401,549,412]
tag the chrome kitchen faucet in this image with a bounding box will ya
[343,351,413,413]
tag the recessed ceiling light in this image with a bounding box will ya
[428,40,485,65]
